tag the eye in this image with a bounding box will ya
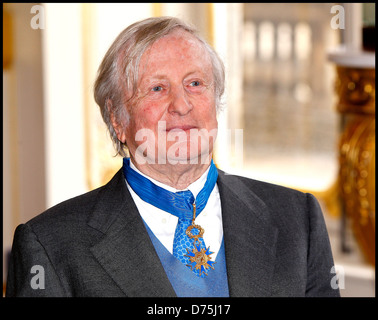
[152,86,163,92]
[189,80,201,87]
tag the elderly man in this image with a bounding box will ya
[6,16,339,297]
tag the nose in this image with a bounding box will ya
[168,86,193,116]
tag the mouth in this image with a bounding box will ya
[165,125,198,132]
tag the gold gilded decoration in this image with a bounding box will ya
[339,116,375,265]
[185,203,216,276]
[335,65,375,266]
[335,66,375,115]
[186,224,204,241]
[185,244,215,276]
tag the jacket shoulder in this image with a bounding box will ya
[218,170,307,204]
[28,184,103,228]
[25,168,125,236]
[217,170,314,232]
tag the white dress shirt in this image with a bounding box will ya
[125,161,224,259]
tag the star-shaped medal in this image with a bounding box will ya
[184,243,216,276]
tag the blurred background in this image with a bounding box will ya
[3,3,375,296]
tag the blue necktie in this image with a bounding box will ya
[172,190,209,277]
[123,158,218,277]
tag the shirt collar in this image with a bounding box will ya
[129,160,210,198]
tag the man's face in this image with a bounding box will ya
[122,30,218,165]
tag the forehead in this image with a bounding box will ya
[139,30,212,73]
[153,29,202,51]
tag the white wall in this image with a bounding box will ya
[42,4,88,208]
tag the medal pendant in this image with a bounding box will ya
[184,202,215,276]
[185,243,215,276]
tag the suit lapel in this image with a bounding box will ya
[217,171,278,297]
[86,167,278,297]
[88,169,176,297]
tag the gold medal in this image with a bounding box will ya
[184,203,215,276]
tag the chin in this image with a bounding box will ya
[164,145,213,165]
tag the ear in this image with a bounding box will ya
[107,98,127,144]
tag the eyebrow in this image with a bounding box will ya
[141,70,209,83]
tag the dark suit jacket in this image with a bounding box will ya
[6,168,340,297]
